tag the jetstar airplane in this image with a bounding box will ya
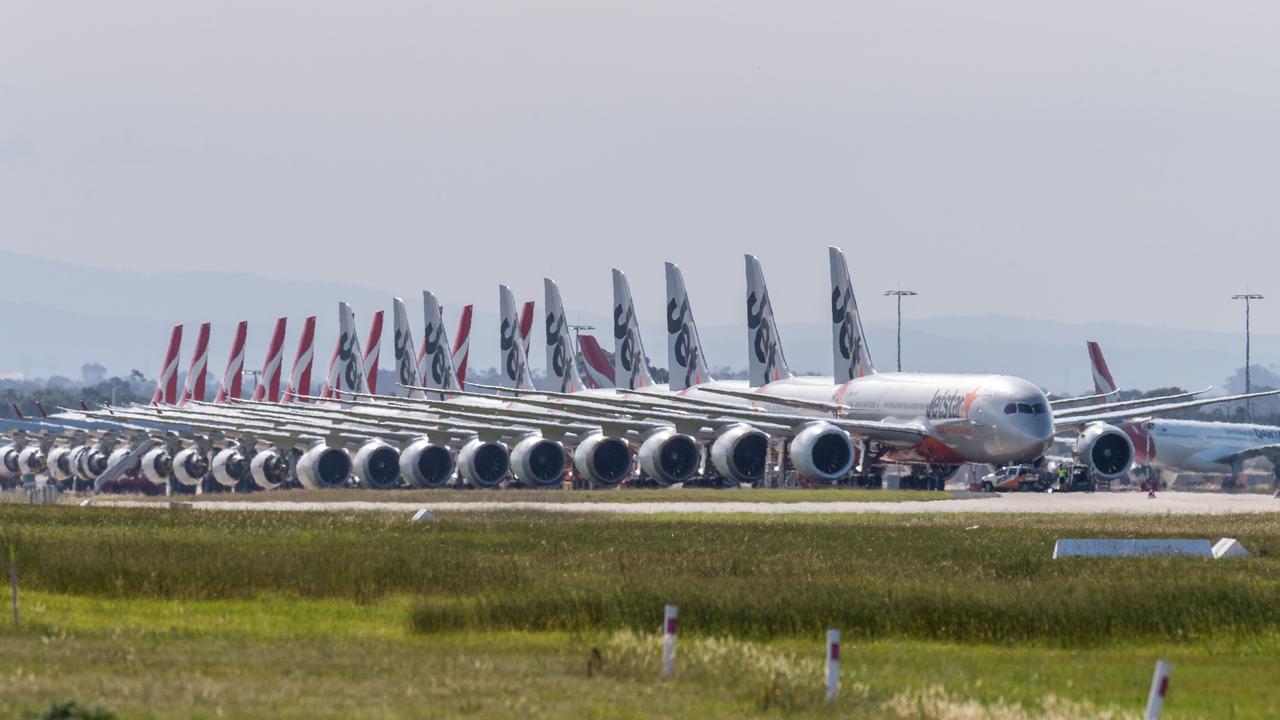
[1080,341,1280,488]
[695,249,1280,489]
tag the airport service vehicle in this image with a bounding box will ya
[977,465,1052,492]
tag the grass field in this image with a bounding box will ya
[1,505,1278,718]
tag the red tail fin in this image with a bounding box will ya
[519,300,535,358]
[179,322,211,405]
[363,310,384,394]
[451,304,473,390]
[251,317,288,403]
[1087,341,1119,396]
[284,316,316,403]
[578,334,615,389]
[10,403,23,419]
[214,321,248,403]
[78,400,89,412]
[151,324,183,406]
[35,400,48,418]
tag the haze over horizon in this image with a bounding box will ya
[3,2,1279,381]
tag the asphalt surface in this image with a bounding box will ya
[91,491,1280,515]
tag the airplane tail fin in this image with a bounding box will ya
[179,322,212,405]
[363,310,384,394]
[391,298,420,397]
[251,317,288,403]
[283,315,316,403]
[745,255,794,387]
[334,302,368,400]
[519,300,535,359]
[499,286,536,390]
[611,269,656,390]
[544,278,586,393]
[10,403,23,419]
[828,246,875,381]
[578,334,615,389]
[151,324,183,405]
[421,291,462,395]
[214,321,248,403]
[1087,341,1119,396]
[452,304,473,390]
[664,262,714,391]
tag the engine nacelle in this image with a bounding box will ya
[709,423,769,484]
[294,444,352,490]
[211,447,249,488]
[637,429,700,486]
[1073,422,1134,480]
[138,447,173,486]
[249,448,291,490]
[0,444,19,479]
[171,447,209,487]
[572,433,632,487]
[510,435,566,488]
[47,446,74,482]
[399,438,456,488]
[457,438,510,488]
[789,422,855,482]
[73,445,109,482]
[354,440,402,489]
[18,446,46,475]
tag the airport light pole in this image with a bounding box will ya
[883,289,918,372]
[1232,293,1264,422]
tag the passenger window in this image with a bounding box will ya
[1018,403,1033,414]
[1004,403,1016,414]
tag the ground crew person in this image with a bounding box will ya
[1057,465,1068,491]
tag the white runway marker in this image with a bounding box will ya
[661,605,677,679]
[1145,660,1171,719]
[825,629,840,702]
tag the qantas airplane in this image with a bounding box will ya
[1084,341,1280,489]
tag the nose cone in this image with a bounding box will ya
[985,377,1055,462]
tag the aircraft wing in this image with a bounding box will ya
[1053,387,1211,418]
[1053,388,1280,432]
[1048,389,1119,407]
[695,386,846,414]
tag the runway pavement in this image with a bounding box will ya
[91,491,1280,515]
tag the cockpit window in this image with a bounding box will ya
[1017,403,1033,414]
[1004,403,1017,414]
[1032,403,1046,414]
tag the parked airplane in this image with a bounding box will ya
[1084,341,1280,488]
[700,249,1280,489]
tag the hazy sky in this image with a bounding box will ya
[3,1,1279,333]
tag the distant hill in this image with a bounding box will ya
[0,250,1271,394]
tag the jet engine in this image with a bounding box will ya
[1073,422,1134,479]
[138,446,173,486]
[294,443,352,489]
[510,435,566,488]
[249,448,291,490]
[637,429,700,486]
[353,440,402,489]
[398,438,456,488]
[18,446,46,475]
[0,444,20,479]
[171,447,209,487]
[789,421,855,482]
[709,423,770,484]
[457,438,510,488]
[47,446,74,482]
[211,446,250,488]
[572,433,632,487]
[73,445,109,482]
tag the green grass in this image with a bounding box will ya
[2,506,1280,717]
[104,487,952,504]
